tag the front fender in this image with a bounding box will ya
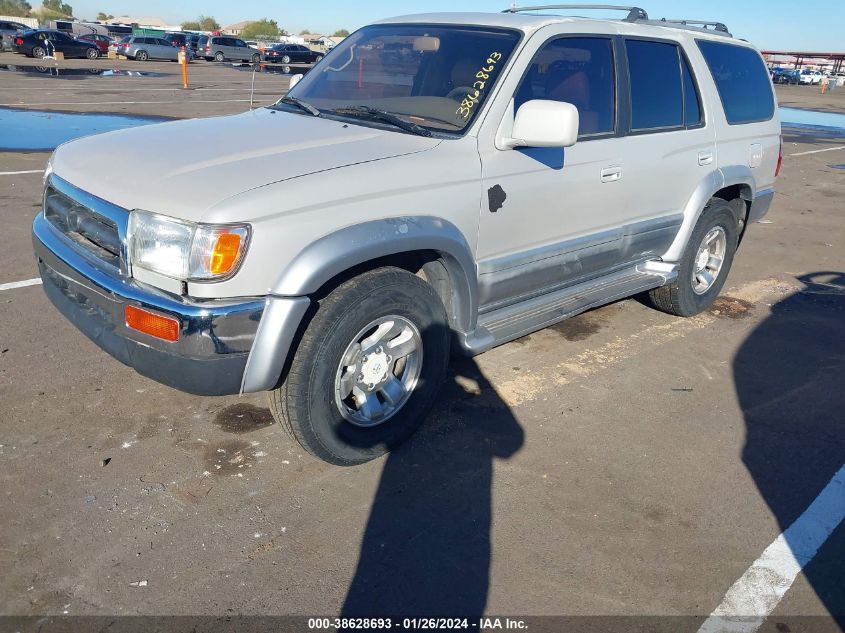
[271,215,478,333]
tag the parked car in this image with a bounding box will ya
[799,69,823,85]
[13,29,99,59]
[263,43,324,64]
[120,36,192,61]
[200,35,260,62]
[77,33,112,56]
[109,35,130,55]
[0,19,28,52]
[163,32,188,48]
[34,9,780,466]
[185,34,201,54]
[774,69,800,85]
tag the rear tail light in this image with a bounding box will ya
[14,37,23,45]
[205,45,210,52]
[125,305,180,342]
[775,135,783,177]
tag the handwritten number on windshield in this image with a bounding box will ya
[457,52,502,119]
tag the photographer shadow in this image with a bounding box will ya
[735,272,845,620]
[341,356,524,618]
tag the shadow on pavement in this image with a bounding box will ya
[735,272,845,621]
[341,356,524,618]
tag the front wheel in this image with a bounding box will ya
[647,199,739,317]
[85,47,98,59]
[268,267,450,466]
[251,53,260,63]
[281,54,291,64]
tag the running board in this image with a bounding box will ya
[460,261,677,355]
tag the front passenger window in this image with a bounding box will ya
[514,37,615,136]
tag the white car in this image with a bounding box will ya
[799,69,823,85]
[34,6,781,465]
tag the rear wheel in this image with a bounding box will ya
[647,199,739,317]
[214,51,224,62]
[85,47,98,59]
[136,50,148,61]
[32,46,45,58]
[268,267,450,466]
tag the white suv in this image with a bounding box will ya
[799,69,823,85]
[33,6,781,465]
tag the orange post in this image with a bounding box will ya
[181,46,189,89]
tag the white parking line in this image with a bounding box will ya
[0,278,42,291]
[698,464,845,633]
[790,146,845,157]
[0,170,43,176]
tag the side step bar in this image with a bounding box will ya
[460,261,677,355]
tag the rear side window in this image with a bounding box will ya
[697,40,774,124]
[681,52,701,126]
[514,37,616,136]
[626,40,683,129]
[626,39,703,131]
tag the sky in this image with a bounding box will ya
[65,0,845,51]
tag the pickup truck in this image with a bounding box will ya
[33,7,780,465]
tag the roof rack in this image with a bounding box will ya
[658,18,731,36]
[502,4,648,22]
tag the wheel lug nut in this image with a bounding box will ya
[376,346,383,354]
[357,374,364,381]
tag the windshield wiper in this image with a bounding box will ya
[276,96,320,117]
[330,105,432,137]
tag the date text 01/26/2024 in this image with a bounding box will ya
[307,617,527,630]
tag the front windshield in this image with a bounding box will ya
[281,24,521,134]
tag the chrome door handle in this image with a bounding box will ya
[600,166,621,183]
[698,151,714,166]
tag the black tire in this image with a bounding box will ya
[214,51,224,62]
[85,47,98,59]
[281,54,291,64]
[136,50,148,61]
[647,199,739,317]
[315,55,323,62]
[268,267,450,466]
[32,46,45,58]
[251,53,260,63]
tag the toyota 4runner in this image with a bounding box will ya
[33,6,781,465]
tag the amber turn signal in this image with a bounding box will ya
[125,305,180,342]
[210,233,243,275]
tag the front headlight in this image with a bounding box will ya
[127,210,250,281]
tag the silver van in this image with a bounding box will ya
[122,36,185,62]
[201,35,260,63]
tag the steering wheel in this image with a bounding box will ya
[446,86,474,101]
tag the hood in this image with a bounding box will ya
[51,108,440,222]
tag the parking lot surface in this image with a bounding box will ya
[1,53,844,628]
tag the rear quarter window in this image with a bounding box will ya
[697,40,774,124]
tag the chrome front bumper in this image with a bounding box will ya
[33,211,266,395]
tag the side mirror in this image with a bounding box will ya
[502,100,579,149]
[289,73,304,88]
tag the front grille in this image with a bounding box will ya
[44,181,123,270]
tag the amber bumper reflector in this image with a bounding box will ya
[125,305,180,342]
